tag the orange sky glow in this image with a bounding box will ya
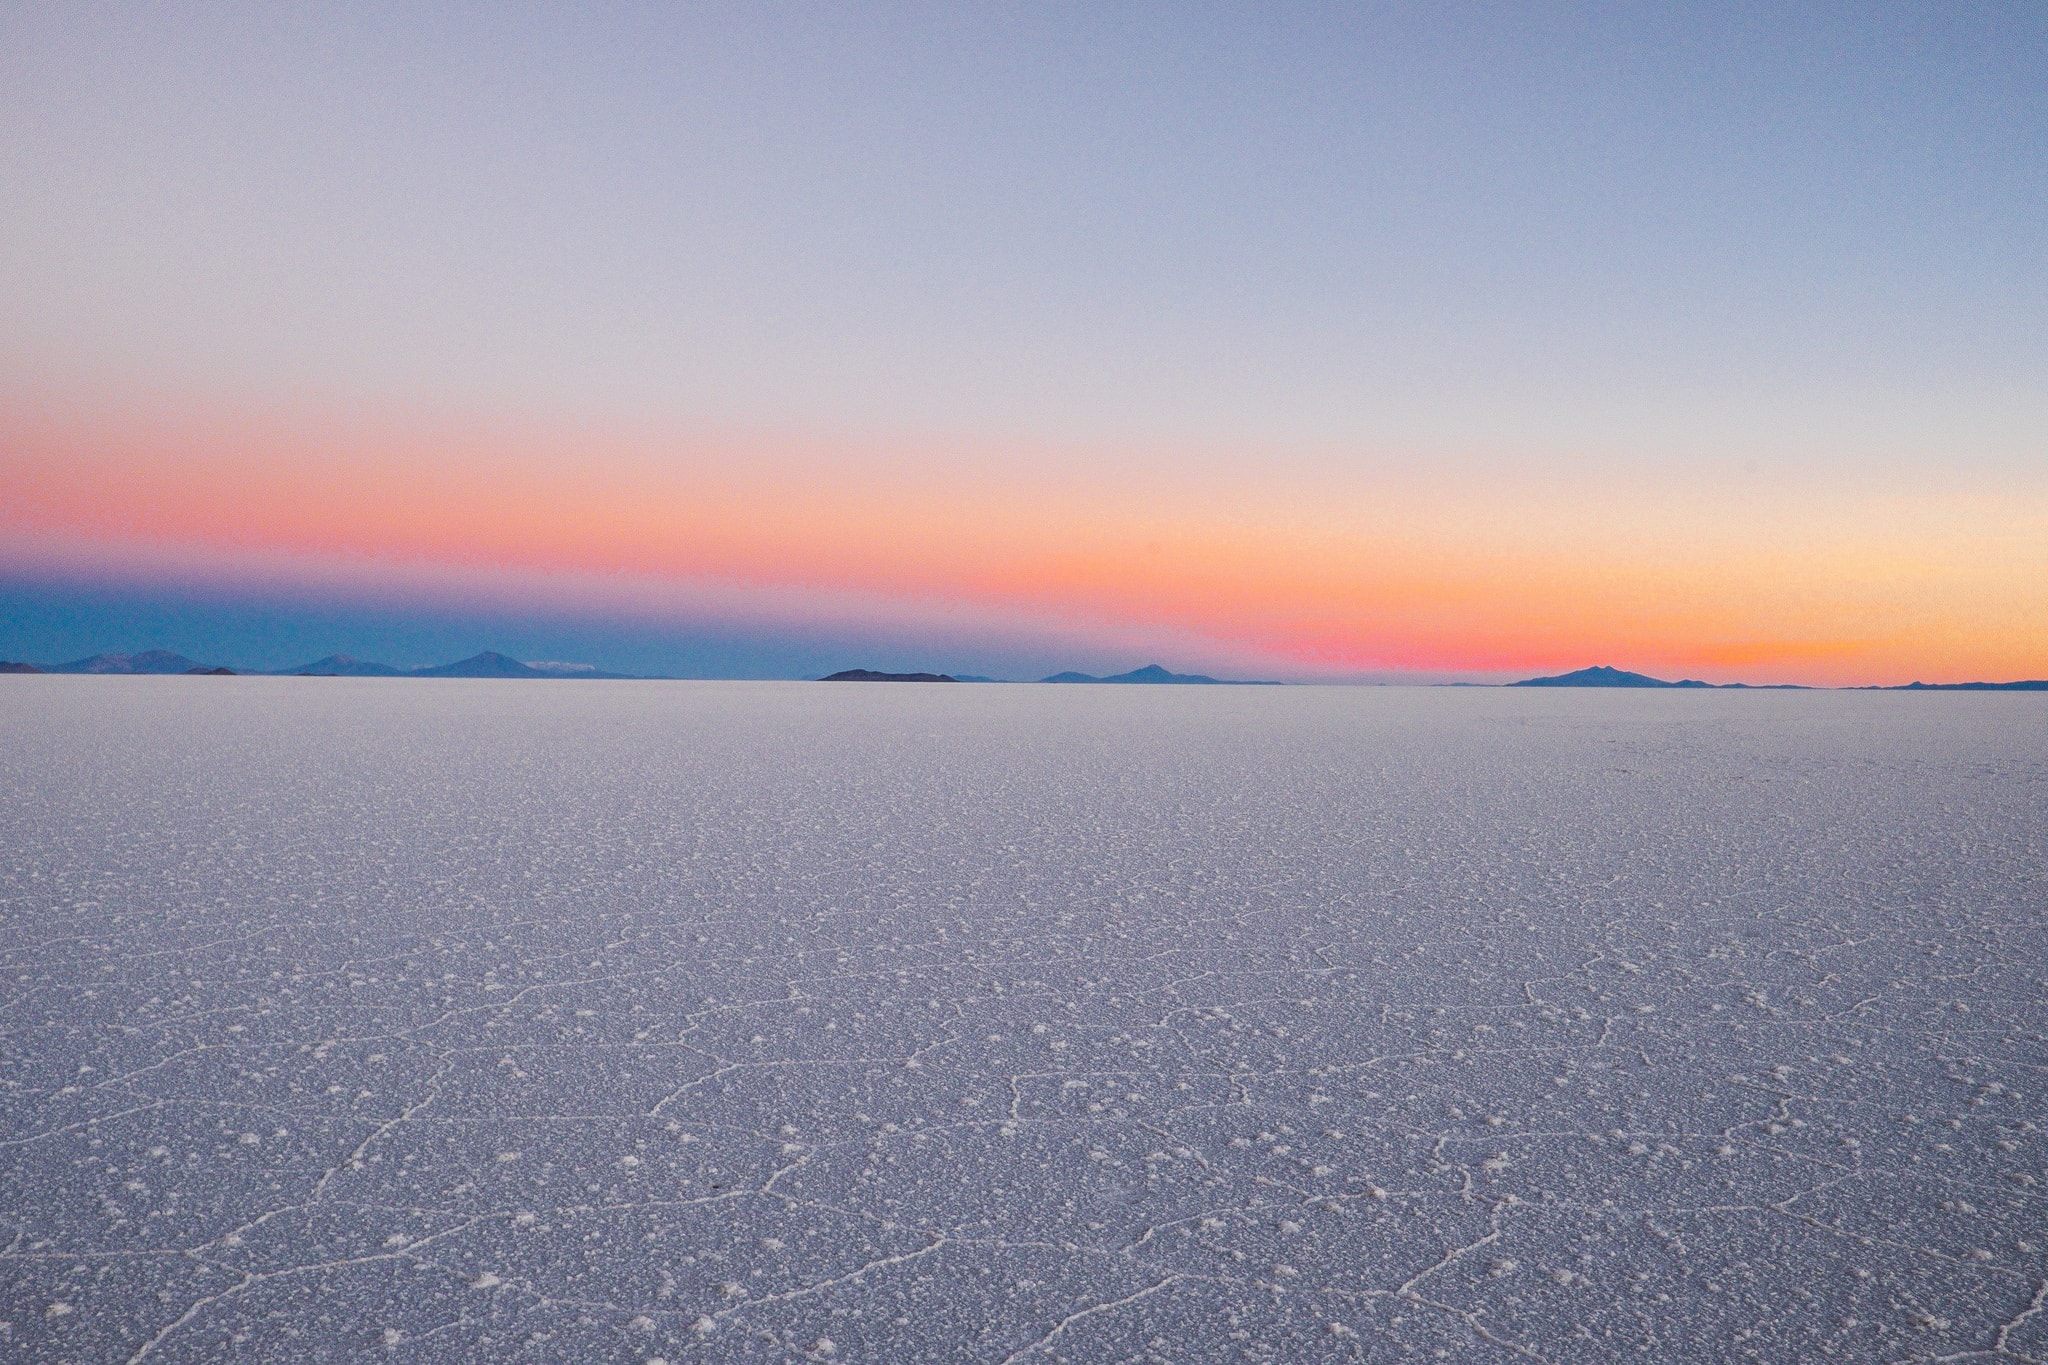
[4,392,2043,684]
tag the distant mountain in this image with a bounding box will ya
[277,651,642,678]
[0,661,42,674]
[1041,663,1281,685]
[184,666,236,676]
[1513,665,1712,689]
[49,649,215,675]
[410,651,551,679]
[1511,665,1829,689]
[406,651,643,679]
[281,654,407,677]
[821,669,958,683]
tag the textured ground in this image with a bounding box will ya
[1,678,2043,1364]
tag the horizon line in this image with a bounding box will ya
[6,646,2046,692]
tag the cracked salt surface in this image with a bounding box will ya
[1,678,2044,1363]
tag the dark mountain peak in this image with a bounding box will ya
[51,649,210,675]
[281,651,641,678]
[1044,663,1213,684]
[0,660,43,673]
[283,654,406,677]
[410,651,547,679]
[820,669,958,683]
[184,666,236,676]
[1040,663,1279,685]
[1114,664,1210,684]
[1513,664,1677,688]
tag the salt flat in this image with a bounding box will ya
[1,678,2043,1364]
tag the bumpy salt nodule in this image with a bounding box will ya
[1,677,2043,1363]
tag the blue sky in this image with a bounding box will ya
[7,3,2042,441]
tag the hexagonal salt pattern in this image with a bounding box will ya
[2,678,2043,1363]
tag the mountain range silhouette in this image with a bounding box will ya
[3,651,2042,689]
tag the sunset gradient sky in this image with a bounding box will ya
[4,4,2044,681]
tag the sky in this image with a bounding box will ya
[3,2,2044,682]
